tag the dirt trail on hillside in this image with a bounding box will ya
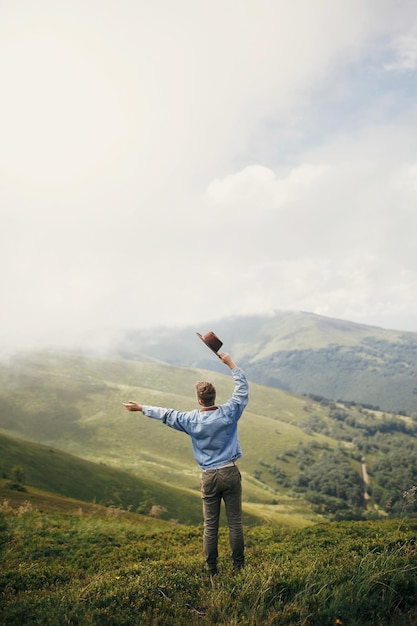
[361,457,370,508]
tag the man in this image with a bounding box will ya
[123,352,249,576]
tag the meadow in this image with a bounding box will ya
[1,495,417,625]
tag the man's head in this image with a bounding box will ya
[196,381,216,407]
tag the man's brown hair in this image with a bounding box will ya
[196,381,216,407]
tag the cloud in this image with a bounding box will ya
[2,0,417,352]
[385,33,417,71]
[198,112,417,330]
[205,164,329,215]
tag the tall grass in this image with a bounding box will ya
[1,499,417,625]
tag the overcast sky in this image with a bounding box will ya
[2,0,417,351]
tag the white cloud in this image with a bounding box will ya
[385,33,417,71]
[2,0,417,351]
[205,164,329,215]
[0,22,143,192]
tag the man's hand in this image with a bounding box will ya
[123,401,143,412]
[218,353,237,370]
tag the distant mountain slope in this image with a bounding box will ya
[110,311,417,413]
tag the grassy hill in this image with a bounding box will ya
[1,346,417,624]
[0,431,265,526]
[111,311,417,413]
[1,350,417,525]
[1,499,417,625]
[0,351,325,525]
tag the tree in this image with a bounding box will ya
[7,465,27,492]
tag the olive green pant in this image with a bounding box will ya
[200,465,244,574]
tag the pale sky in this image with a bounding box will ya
[2,0,417,351]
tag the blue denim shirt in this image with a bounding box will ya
[142,368,249,470]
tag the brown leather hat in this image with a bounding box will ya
[196,331,223,355]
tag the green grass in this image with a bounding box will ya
[1,499,417,625]
[0,433,261,527]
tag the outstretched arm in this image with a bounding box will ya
[123,401,188,433]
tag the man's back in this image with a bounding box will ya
[155,366,249,470]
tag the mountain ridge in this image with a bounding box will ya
[107,311,417,413]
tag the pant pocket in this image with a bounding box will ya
[201,472,217,498]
